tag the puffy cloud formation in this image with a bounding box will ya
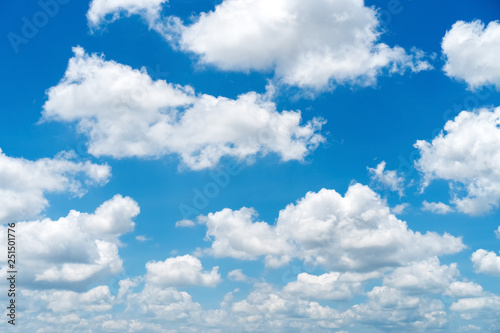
[124,284,202,320]
[145,254,221,287]
[422,201,454,214]
[197,207,292,266]
[348,286,448,330]
[0,195,139,287]
[43,48,324,170]
[198,183,465,271]
[446,281,483,298]
[471,249,500,276]
[415,107,500,215]
[0,149,110,223]
[86,0,431,90]
[87,0,167,27]
[23,286,115,313]
[368,161,405,196]
[227,269,248,282]
[442,20,500,90]
[383,257,459,293]
[283,271,377,300]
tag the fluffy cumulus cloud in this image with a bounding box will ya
[446,281,483,298]
[197,207,292,266]
[43,48,324,170]
[415,107,500,215]
[283,271,377,300]
[347,286,448,330]
[383,257,459,293]
[87,0,167,28]
[145,254,221,287]
[227,269,248,282]
[0,195,139,287]
[0,149,110,223]
[471,249,500,276]
[422,201,454,214]
[368,161,405,196]
[197,183,465,271]
[23,286,115,313]
[86,0,431,90]
[442,20,500,90]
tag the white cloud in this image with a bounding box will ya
[124,284,202,320]
[450,295,500,312]
[471,249,500,276]
[383,257,459,293]
[348,286,448,330]
[43,47,324,170]
[23,286,115,313]
[87,0,167,28]
[392,203,409,215]
[442,20,500,90]
[197,207,292,266]
[283,272,371,300]
[175,219,196,228]
[135,235,149,242]
[422,201,454,214]
[145,254,221,287]
[197,183,465,271]
[415,107,500,215]
[446,281,484,298]
[496,226,500,238]
[368,161,405,196]
[275,184,464,271]
[0,149,110,223]
[227,269,248,282]
[0,195,139,287]
[86,0,431,90]
[230,282,343,330]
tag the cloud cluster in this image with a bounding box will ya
[415,107,500,215]
[442,20,500,90]
[43,47,324,170]
[471,249,500,276]
[86,0,431,90]
[0,195,139,287]
[197,183,465,271]
[0,149,110,223]
[145,254,221,287]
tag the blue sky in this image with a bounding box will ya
[1,0,500,332]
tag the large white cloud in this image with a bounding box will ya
[471,249,500,276]
[43,47,324,170]
[145,254,221,287]
[347,286,448,330]
[22,286,115,313]
[197,183,465,271]
[0,195,139,287]
[442,20,500,90]
[86,0,431,90]
[283,271,376,300]
[383,257,459,293]
[415,107,500,215]
[197,207,292,267]
[0,149,110,223]
[446,281,483,298]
